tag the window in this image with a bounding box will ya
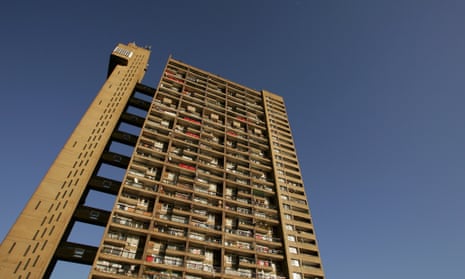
[287,235,296,242]
[291,259,300,267]
[292,273,302,279]
[286,224,294,231]
[289,247,298,254]
[73,248,85,258]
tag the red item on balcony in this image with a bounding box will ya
[179,163,196,171]
[183,117,200,124]
[186,132,200,138]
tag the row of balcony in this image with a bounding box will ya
[113,204,280,240]
[141,123,270,165]
[95,254,290,279]
[96,253,282,277]
[160,71,263,110]
[153,89,266,133]
[130,151,273,189]
[154,91,265,126]
[110,213,281,246]
[94,258,287,279]
[148,102,268,144]
[120,177,278,219]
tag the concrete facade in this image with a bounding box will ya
[0,43,324,279]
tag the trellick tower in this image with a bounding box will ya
[0,43,325,279]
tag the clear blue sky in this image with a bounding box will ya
[1,1,464,278]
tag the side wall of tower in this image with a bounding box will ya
[0,43,150,279]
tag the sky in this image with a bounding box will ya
[0,1,464,278]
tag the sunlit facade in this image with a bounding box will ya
[0,43,324,279]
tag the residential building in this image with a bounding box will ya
[0,43,324,279]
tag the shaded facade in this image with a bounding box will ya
[0,43,324,279]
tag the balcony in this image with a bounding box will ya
[225,228,253,238]
[186,260,215,272]
[124,177,158,192]
[158,214,188,224]
[112,215,148,230]
[153,226,186,238]
[224,240,253,251]
[224,267,254,278]
[95,259,139,277]
[191,218,219,231]
[142,269,181,279]
[101,244,137,259]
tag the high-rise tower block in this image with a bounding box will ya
[0,43,324,279]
